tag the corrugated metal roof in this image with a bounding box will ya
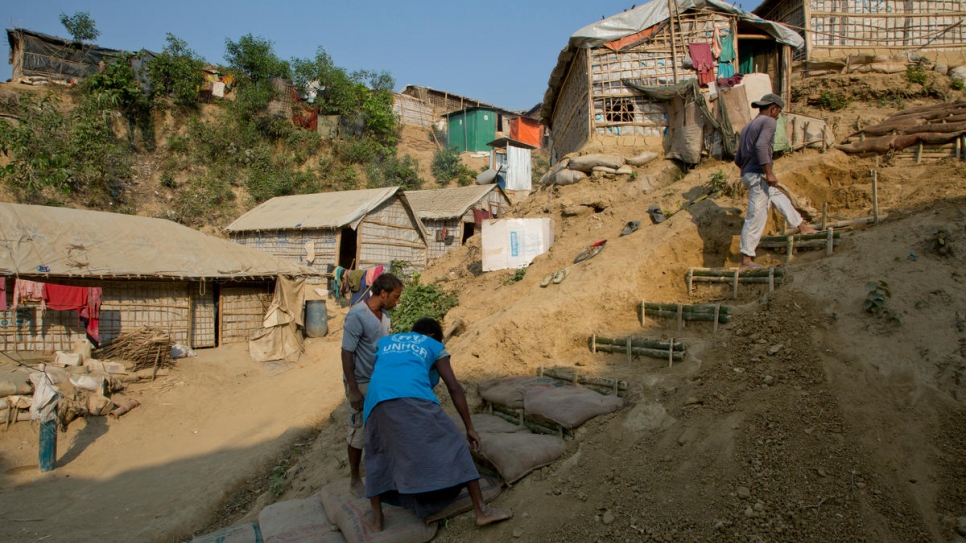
[226,188,400,232]
[0,203,313,280]
[405,185,506,220]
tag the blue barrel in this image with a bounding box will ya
[304,300,329,338]
[39,419,57,472]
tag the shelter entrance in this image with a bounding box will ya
[338,227,358,269]
[462,222,475,245]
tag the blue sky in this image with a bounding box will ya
[4,1,755,111]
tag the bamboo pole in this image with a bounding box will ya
[827,227,835,256]
[642,302,732,314]
[760,239,841,249]
[821,202,827,231]
[761,231,840,243]
[537,366,628,392]
[593,335,685,352]
[667,0,680,84]
[872,170,880,225]
[786,235,794,264]
[689,268,785,278]
[594,343,686,361]
[640,309,732,324]
[690,276,784,285]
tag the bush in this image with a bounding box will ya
[224,35,290,83]
[905,66,928,85]
[390,276,459,334]
[431,146,474,186]
[59,11,99,42]
[366,153,423,190]
[173,173,236,226]
[147,34,206,108]
[952,79,965,91]
[817,91,851,111]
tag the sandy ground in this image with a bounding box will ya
[0,320,349,543]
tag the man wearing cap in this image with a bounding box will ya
[734,93,816,270]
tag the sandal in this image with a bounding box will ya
[540,273,553,288]
[620,221,641,236]
[552,269,569,284]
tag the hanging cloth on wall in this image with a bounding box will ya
[13,278,45,309]
[688,42,716,87]
[717,30,737,78]
[0,278,6,311]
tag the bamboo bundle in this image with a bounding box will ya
[758,239,841,248]
[594,343,686,361]
[94,327,174,374]
[488,403,571,439]
[760,231,840,243]
[642,309,732,324]
[591,335,685,352]
[689,268,785,278]
[687,267,784,298]
[691,276,783,284]
[643,302,732,315]
[537,366,628,393]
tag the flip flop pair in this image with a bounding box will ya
[540,269,569,287]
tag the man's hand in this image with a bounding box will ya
[466,429,482,453]
[765,172,779,186]
[348,388,364,411]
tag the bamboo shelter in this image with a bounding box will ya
[540,0,803,161]
[0,203,312,352]
[226,187,430,274]
[405,185,511,261]
[754,0,966,67]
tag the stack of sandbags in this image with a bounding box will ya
[540,151,659,187]
[475,432,567,484]
[318,481,437,543]
[191,522,262,543]
[837,99,966,155]
[524,386,624,430]
[259,496,345,543]
[478,376,561,409]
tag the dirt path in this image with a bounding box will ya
[0,333,346,543]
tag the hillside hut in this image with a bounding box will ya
[0,203,311,352]
[445,107,500,152]
[226,187,430,273]
[405,185,511,260]
[753,0,966,66]
[540,0,803,161]
[6,28,124,82]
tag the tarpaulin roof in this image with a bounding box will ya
[7,28,126,80]
[0,203,313,280]
[405,185,509,221]
[541,0,805,124]
[226,187,428,239]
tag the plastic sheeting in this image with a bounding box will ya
[248,276,305,362]
[7,28,124,80]
[509,117,542,148]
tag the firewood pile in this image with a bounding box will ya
[94,327,174,372]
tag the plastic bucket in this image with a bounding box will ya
[304,300,328,338]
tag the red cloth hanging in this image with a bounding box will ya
[688,42,716,87]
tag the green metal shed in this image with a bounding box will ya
[444,106,497,152]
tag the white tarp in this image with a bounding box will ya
[249,276,306,362]
[482,218,554,272]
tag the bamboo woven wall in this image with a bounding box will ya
[190,284,216,349]
[357,198,428,271]
[393,93,435,127]
[550,49,592,160]
[220,285,273,344]
[589,12,734,137]
[0,280,191,352]
[231,229,338,274]
[756,1,808,60]
[424,218,463,260]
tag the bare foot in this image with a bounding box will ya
[475,505,513,526]
[798,223,818,235]
[362,510,384,532]
[350,478,365,498]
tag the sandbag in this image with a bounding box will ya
[54,351,83,367]
[540,158,571,186]
[553,170,587,186]
[191,522,263,543]
[836,135,896,154]
[615,165,633,175]
[592,166,618,174]
[475,432,566,484]
[85,359,128,374]
[850,117,923,137]
[666,125,703,164]
[423,475,503,523]
[318,481,436,543]
[259,496,344,543]
[478,376,561,409]
[903,121,966,134]
[950,66,966,81]
[625,151,659,166]
[523,387,624,429]
[0,379,32,398]
[567,153,626,172]
[448,413,528,435]
[87,394,113,416]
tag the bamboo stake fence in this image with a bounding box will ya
[687,266,784,298]
[640,300,731,333]
[537,366,628,395]
[588,334,686,366]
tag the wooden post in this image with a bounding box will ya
[626,337,633,364]
[821,202,827,231]
[827,227,835,256]
[667,0,680,84]
[872,170,880,224]
[686,268,694,297]
[590,334,597,353]
[668,337,675,368]
[713,304,720,334]
[676,304,684,331]
[786,235,794,264]
[640,299,646,327]
[916,142,923,164]
[768,267,775,292]
[732,269,739,299]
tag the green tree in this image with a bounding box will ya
[224,35,290,82]
[431,146,474,186]
[59,11,100,42]
[147,33,206,108]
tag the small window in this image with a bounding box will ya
[605,98,635,123]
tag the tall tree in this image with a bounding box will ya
[59,11,100,42]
